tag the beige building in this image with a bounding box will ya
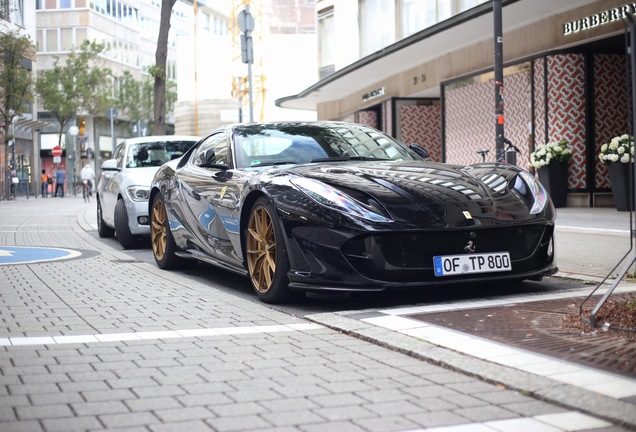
[34,0,230,184]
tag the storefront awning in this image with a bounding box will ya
[13,118,50,132]
[276,0,599,111]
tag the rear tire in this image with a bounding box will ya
[97,198,115,238]
[115,199,142,249]
[151,192,194,269]
[246,197,291,303]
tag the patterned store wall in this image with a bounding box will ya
[545,54,587,189]
[594,54,629,189]
[533,59,546,149]
[445,71,531,167]
[356,110,378,129]
[400,105,442,162]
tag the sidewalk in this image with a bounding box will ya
[80,199,636,428]
[0,196,634,431]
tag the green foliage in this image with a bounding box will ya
[36,40,114,145]
[114,70,175,132]
[0,30,35,127]
[147,65,166,80]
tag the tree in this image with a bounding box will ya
[0,30,34,170]
[152,0,177,135]
[36,40,113,148]
[117,71,175,136]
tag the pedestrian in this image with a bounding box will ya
[41,169,49,198]
[54,167,65,198]
[8,165,17,199]
[79,163,95,196]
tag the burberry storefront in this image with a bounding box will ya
[278,0,636,207]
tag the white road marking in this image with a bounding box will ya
[0,322,322,347]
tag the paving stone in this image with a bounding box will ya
[15,404,74,420]
[209,402,268,416]
[41,416,104,432]
[0,419,44,432]
[99,411,159,429]
[154,406,214,422]
[149,420,214,432]
[259,397,319,413]
[261,410,324,427]
[404,409,470,428]
[71,400,129,416]
[453,405,518,422]
[354,414,420,432]
[206,414,272,432]
[82,388,136,402]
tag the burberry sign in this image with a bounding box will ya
[563,3,636,35]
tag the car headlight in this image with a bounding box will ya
[126,186,150,202]
[290,178,392,222]
[514,170,548,214]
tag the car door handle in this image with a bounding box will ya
[179,180,201,201]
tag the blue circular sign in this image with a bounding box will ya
[0,247,82,265]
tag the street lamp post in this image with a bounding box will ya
[238,5,255,123]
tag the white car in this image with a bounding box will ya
[97,135,200,249]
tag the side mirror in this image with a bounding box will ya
[101,159,119,171]
[409,144,429,160]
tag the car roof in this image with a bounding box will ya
[122,135,201,145]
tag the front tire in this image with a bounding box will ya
[151,192,194,269]
[246,197,291,303]
[97,198,115,238]
[115,199,142,250]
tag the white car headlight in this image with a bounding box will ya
[126,186,150,202]
[290,178,392,222]
[514,170,548,214]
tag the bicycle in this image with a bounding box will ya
[82,179,92,203]
[476,138,520,166]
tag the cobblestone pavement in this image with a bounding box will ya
[0,196,632,431]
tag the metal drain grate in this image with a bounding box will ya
[408,295,636,379]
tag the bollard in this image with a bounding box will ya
[505,148,517,166]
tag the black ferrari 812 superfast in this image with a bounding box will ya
[149,121,557,303]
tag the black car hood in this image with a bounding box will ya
[284,161,546,229]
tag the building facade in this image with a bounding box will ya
[33,0,230,187]
[278,0,633,208]
[0,0,43,200]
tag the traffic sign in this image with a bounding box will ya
[52,146,63,157]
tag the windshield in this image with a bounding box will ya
[232,123,419,168]
[126,140,197,168]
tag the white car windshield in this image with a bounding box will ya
[126,141,196,168]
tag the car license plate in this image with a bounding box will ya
[433,252,511,276]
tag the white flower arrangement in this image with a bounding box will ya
[529,140,572,169]
[599,135,634,164]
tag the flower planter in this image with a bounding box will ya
[607,162,635,212]
[538,161,568,208]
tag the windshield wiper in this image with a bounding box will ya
[310,156,390,163]
[249,161,297,167]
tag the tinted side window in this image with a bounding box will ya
[192,132,228,166]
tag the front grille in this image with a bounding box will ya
[341,225,547,269]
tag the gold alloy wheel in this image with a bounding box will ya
[246,205,276,293]
[151,199,167,261]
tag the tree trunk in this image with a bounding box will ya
[153,0,176,135]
